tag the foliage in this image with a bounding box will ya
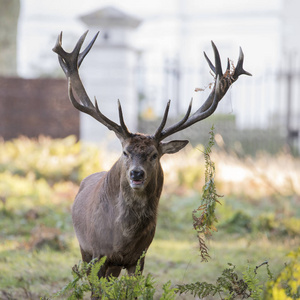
[220,210,252,234]
[0,136,299,299]
[192,126,222,261]
[217,208,300,238]
[177,262,273,299]
[265,247,300,299]
[47,254,176,300]
[0,135,103,183]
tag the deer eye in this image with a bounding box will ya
[151,153,158,161]
[123,151,129,158]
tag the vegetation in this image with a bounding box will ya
[177,261,272,299]
[192,126,222,262]
[0,135,299,299]
[42,255,176,300]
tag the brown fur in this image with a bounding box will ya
[72,134,188,279]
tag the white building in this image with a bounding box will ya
[78,7,141,147]
[17,0,300,149]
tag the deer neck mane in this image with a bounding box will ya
[106,158,164,228]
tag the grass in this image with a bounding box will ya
[0,136,299,299]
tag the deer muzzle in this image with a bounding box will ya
[129,169,146,189]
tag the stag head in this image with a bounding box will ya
[52,31,251,191]
[119,135,188,191]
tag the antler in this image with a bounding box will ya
[52,31,131,140]
[153,41,252,141]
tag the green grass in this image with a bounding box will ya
[0,136,299,299]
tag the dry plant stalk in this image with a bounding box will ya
[193,126,222,262]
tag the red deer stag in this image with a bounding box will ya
[53,31,251,280]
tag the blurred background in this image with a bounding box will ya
[1,0,300,154]
[1,1,300,299]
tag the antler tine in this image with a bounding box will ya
[154,99,193,140]
[226,58,231,73]
[54,31,94,108]
[204,51,215,74]
[203,41,224,77]
[67,85,109,130]
[118,100,131,137]
[53,31,132,140]
[73,30,89,56]
[157,78,219,141]
[93,97,129,136]
[233,47,252,79]
[154,42,251,141]
[52,32,65,57]
[154,100,171,139]
[52,32,69,75]
[78,31,99,68]
[211,41,223,77]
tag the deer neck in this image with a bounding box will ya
[106,159,163,217]
[100,159,164,240]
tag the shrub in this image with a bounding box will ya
[265,247,300,299]
[177,262,272,299]
[46,256,177,300]
[0,136,104,183]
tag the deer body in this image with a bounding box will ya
[52,31,251,283]
[72,169,158,273]
[72,134,186,276]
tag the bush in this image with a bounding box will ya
[220,210,253,234]
[0,136,104,183]
[1,136,299,299]
[177,262,272,300]
[265,247,300,299]
[46,256,177,300]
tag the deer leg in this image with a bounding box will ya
[79,249,109,300]
[126,256,145,276]
[80,246,93,263]
[80,246,109,277]
[105,266,122,278]
[89,257,109,300]
[79,247,99,300]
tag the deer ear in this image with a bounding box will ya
[160,140,189,155]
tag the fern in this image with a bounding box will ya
[177,262,271,299]
[242,265,263,300]
[192,125,222,261]
[177,281,220,298]
[51,258,106,299]
[48,254,176,300]
[160,281,177,300]
[88,257,105,284]
[88,257,108,298]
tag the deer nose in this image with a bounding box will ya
[130,169,145,181]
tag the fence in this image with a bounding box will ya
[137,57,300,155]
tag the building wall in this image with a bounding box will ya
[0,77,79,140]
[80,43,139,145]
[282,0,300,54]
